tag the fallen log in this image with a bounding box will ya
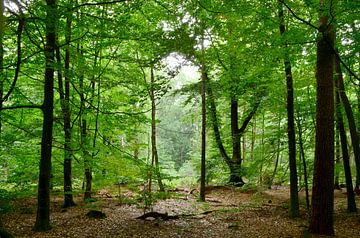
[136,212,179,220]
[136,210,214,220]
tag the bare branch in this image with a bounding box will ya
[71,0,129,11]
[1,16,24,103]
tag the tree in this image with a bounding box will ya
[309,0,336,235]
[335,54,360,191]
[149,66,165,192]
[335,81,357,213]
[56,2,76,208]
[277,0,299,218]
[200,63,206,201]
[34,0,57,231]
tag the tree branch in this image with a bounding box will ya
[71,0,129,10]
[1,104,42,110]
[279,0,359,82]
[1,16,24,103]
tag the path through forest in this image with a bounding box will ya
[3,186,360,237]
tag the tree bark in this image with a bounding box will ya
[309,0,335,234]
[335,88,357,213]
[34,0,56,231]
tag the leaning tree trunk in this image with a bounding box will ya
[309,0,335,235]
[34,0,56,231]
[335,88,357,213]
[278,0,299,217]
[335,55,360,190]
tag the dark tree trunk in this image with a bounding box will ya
[56,9,75,208]
[309,1,335,234]
[230,97,245,186]
[150,67,164,192]
[207,79,260,186]
[335,89,357,213]
[278,1,299,217]
[34,0,56,231]
[63,15,75,207]
[82,119,92,200]
[334,126,341,190]
[335,55,360,189]
[200,64,206,201]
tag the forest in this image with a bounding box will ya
[0,0,359,237]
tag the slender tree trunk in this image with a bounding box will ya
[34,0,56,231]
[251,117,255,161]
[309,0,335,234]
[77,48,91,200]
[334,126,341,190]
[150,67,164,192]
[295,114,310,213]
[62,7,75,208]
[335,89,357,212]
[82,119,92,200]
[270,116,281,189]
[335,55,360,189]
[278,1,299,217]
[200,64,206,201]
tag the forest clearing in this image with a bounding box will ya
[2,186,360,238]
[1,0,360,237]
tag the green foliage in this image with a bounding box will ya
[0,0,358,217]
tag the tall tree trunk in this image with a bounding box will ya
[150,67,164,192]
[335,89,357,213]
[229,97,244,185]
[335,54,360,189]
[34,0,56,231]
[200,64,206,201]
[60,6,75,208]
[278,1,299,217]
[309,0,335,235]
[77,47,91,200]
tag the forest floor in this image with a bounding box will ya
[2,186,360,238]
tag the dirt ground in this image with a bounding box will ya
[2,186,360,237]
